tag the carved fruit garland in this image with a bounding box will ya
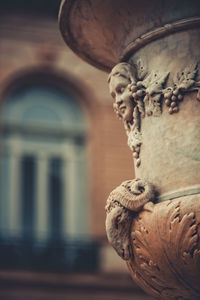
[163,64,199,114]
[109,61,200,168]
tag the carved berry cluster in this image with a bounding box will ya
[164,87,183,114]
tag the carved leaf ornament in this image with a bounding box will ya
[106,181,200,299]
[127,200,200,300]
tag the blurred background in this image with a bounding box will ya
[0,0,153,299]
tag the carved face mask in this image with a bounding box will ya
[109,75,134,122]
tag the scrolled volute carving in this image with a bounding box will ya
[105,179,155,260]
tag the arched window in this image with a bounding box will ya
[0,81,97,271]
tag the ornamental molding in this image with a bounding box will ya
[108,61,200,167]
[121,17,200,62]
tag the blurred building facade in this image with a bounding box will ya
[0,1,152,299]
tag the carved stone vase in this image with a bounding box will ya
[59,1,200,299]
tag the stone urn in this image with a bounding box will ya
[59,1,200,299]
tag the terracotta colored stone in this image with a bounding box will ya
[59,1,200,298]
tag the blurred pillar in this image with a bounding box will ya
[62,143,78,238]
[63,142,88,239]
[9,150,21,238]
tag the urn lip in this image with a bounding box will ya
[59,0,200,73]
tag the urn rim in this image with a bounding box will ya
[59,0,200,73]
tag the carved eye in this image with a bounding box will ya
[116,86,125,94]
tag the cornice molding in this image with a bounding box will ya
[121,17,200,62]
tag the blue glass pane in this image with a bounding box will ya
[20,155,36,240]
[0,154,10,236]
[22,105,61,124]
[48,157,63,241]
[2,86,85,129]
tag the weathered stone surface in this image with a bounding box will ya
[59,0,200,72]
[59,1,200,299]
[128,195,200,300]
